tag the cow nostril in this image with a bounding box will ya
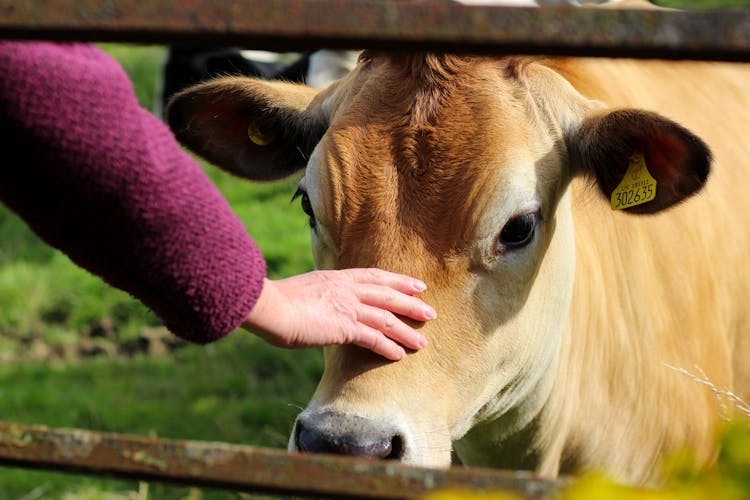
[295,418,405,460]
[385,434,404,460]
[294,422,307,452]
[294,423,301,450]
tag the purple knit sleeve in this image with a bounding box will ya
[0,41,266,343]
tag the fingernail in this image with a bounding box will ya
[423,305,437,320]
[417,334,428,348]
[413,280,427,292]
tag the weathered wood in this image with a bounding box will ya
[0,422,564,498]
[0,0,749,61]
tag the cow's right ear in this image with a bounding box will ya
[166,77,328,181]
[569,109,712,214]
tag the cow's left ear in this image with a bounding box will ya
[569,109,712,214]
[166,77,328,181]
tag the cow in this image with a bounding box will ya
[165,14,750,486]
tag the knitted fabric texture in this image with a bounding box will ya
[0,41,266,343]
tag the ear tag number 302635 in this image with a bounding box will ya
[610,152,657,210]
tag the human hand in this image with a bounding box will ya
[241,269,435,360]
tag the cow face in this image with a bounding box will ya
[167,53,709,468]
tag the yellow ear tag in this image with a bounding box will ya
[610,152,657,210]
[247,122,273,146]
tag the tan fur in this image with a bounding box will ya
[549,58,750,480]
[299,54,750,483]
[166,42,750,485]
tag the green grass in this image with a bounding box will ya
[0,336,322,499]
[0,44,320,498]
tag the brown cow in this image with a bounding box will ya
[167,38,750,484]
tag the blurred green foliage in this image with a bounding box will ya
[423,423,750,500]
[557,431,750,500]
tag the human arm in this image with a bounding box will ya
[0,41,432,354]
[0,41,264,342]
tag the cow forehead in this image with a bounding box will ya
[309,54,540,269]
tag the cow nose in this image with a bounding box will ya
[294,412,404,460]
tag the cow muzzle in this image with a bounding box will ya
[290,411,405,460]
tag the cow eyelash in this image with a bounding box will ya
[292,188,317,229]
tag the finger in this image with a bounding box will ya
[357,304,428,351]
[350,324,407,361]
[355,284,437,322]
[343,268,427,295]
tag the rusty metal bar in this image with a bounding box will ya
[0,422,562,499]
[0,0,750,61]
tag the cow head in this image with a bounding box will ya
[167,53,710,468]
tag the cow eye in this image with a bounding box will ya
[497,212,538,251]
[292,188,316,229]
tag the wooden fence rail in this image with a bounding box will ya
[0,422,563,499]
[1,0,750,61]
